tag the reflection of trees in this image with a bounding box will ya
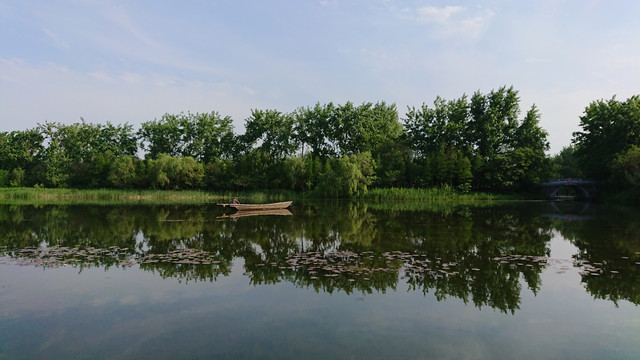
[0,201,581,313]
[551,205,640,305]
[226,201,552,314]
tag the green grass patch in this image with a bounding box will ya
[361,187,522,201]
[0,187,298,205]
[0,186,523,205]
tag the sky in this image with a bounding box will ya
[1,0,639,154]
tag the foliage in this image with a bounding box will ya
[315,152,376,197]
[138,111,235,161]
[404,86,550,192]
[108,155,142,188]
[573,95,640,179]
[550,145,584,179]
[146,154,204,190]
[0,129,44,186]
[293,102,337,158]
[1,87,559,196]
[610,145,640,188]
[240,109,297,159]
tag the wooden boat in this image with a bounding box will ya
[217,209,292,219]
[217,201,292,211]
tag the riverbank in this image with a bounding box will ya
[0,187,523,204]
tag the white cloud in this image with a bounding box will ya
[526,58,553,64]
[416,5,463,24]
[88,71,115,83]
[151,74,179,87]
[454,8,494,38]
[403,5,494,39]
[120,72,144,84]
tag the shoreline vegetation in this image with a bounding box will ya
[0,187,522,204]
[2,88,638,203]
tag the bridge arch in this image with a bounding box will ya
[540,179,599,200]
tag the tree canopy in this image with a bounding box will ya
[1,86,557,196]
[573,95,640,180]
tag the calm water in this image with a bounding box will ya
[1,200,639,359]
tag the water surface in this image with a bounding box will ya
[1,201,639,359]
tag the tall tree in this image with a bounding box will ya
[0,129,44,186]
[469,86,520,159]
[181,112,235,162]
[405,96,462,156]
[468,86,521,190]
[511,105,551,188]
[138,111,235,161]
[294,102,337,159]
[240,109,297,159]
[573,95,640,179]
[37,122,69,187]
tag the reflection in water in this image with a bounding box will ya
[549,204,640,305]
[1,201,639,312]
[543,201,593,221]
[217,208,293,219]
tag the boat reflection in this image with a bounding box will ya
[217,208,293,219]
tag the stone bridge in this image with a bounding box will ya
[540,179,600,200]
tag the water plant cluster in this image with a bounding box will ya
[4,243,639,314]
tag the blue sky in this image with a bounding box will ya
[1,0,639,154]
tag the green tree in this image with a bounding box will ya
[469,86,520,160]
[0,129,44,186]
[294,102,337,159]
[138,115,183,159]
[550,145,583,179]
[315,152,376,197]
[373,140,412,187]
[146,154,204,190]
[109,155,141,188]
[9,168,25,187]
[511,105,551,189]
[573,95,640,179]
[335,102,403,156]
[139,111,235,161]
[610,145,640,188]
[204,158,234,190]
[240,109,297,159]
[181,112,235,162]
[37,122,70,187]
[468,86,523,191]
[405,96,452,156]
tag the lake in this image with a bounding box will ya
[1,200,639,359]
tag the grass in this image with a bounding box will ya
[361,187,523,201]
[0,187,298,205]
[0,186,523,204]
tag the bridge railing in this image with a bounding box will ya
[543,178,592,185]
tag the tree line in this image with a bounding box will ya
[2,86,635,197]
